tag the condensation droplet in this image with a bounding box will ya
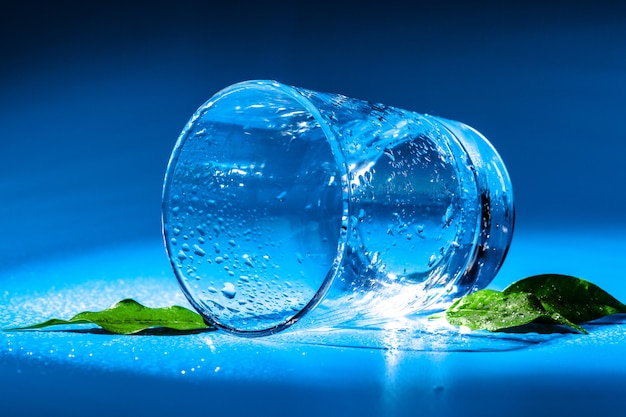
[442,205,454,227]
[193,244,206,257]
[221,282,237,299]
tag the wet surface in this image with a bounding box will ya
[1,232,626,416]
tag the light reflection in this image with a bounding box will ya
[201,335,216,353]
[380,317,412,417]
[348,160,375,188]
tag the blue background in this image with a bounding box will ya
[2,3,626,416]
[2,0,625,269]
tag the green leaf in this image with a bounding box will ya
[444,289,586,333]
[5,299,212,335]
[504,274,626,324]
[439,273,626,334]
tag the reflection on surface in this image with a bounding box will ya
[267,315,561,353]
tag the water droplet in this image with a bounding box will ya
[215,256,224,264]
[296,252,304,264]
[221,282,237,299]
[181,243,190,252]
[428,254,437,267]
[228,239,237,247]
[442,206,454,227]
[276,191,287,201]
[193,244,206,257]
[177,250,187,261]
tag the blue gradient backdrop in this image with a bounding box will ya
[1,0,625,266]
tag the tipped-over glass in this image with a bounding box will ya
[162,80,514,336]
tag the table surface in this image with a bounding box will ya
[2,228,626,417]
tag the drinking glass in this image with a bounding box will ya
[162,80,514,336]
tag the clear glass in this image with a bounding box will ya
[162,80,514,336]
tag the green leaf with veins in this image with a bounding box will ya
[5,299,212,335]
[444,289,586,333]
[504,274,626,324]
[439,274,626,334]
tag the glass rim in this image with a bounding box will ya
[162,79,350,336]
